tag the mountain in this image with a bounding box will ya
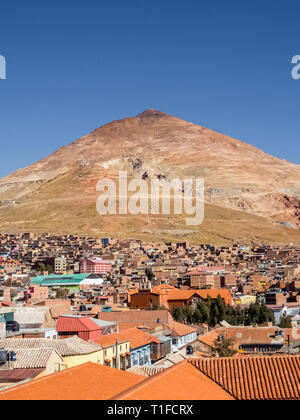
[1,109,300,245]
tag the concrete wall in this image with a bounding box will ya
[0,323,5,339]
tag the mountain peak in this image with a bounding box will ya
[137,109,169,119]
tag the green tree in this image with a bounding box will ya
[211,337,237,358]
[192,308,203,324]
[46,264,53,274]
[196,300,210,324]
[279,315,292,328]
[36,262,46,272]
[171,306,184,322]
[183,305,194,324]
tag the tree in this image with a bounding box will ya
[245,301,274,326]
[279,315,292,328]
[171,306,184,322]
[197,300,210,324]
[192,308,203,324]
[211,337,237,358]
[46,264,53,274]
[36,262,46,272]
[183,305,194,324]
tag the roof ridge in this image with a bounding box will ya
[109,360,190,400]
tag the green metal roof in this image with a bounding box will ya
[31,273,91,286]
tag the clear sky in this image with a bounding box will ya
[0,0,300,177]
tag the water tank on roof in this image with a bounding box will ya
[102,306,112,312]
[218,335,224,342]
[186,345,194,355]
[9,351,16,362]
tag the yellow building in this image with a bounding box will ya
[92,334,131,370]
[0,336,129,374]
[51,336,130,370]
[57,336,131,371]
[235,294,257,306]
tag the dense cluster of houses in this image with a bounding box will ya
[0,233,299,399]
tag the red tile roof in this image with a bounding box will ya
[56,316,100,332]
[190,355,300,400]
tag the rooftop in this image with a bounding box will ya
[113,360,234,400]
[93,327,160,349]
[190,355,300,400]
[0,362,144,400]
[0,336,102,356]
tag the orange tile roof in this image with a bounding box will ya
[112,360,234,400]
[117,322,150,332]
[198,330,221,347]
[129,284,177,296]
[131,286,232,305]
[93,327,160,349]
[190,355,300,400]
[167,289,233,305]
[0,363,144,400]
[151,284,177,295]
[167,321,197,337]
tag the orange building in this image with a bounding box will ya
[130,284,232,310]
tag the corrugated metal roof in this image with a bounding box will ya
[31,274,91,286]
[0,336,102,356]
[4,348,61,369]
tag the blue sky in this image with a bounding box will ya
[0,0,300,177]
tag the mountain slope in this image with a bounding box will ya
[1,109,300,244]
